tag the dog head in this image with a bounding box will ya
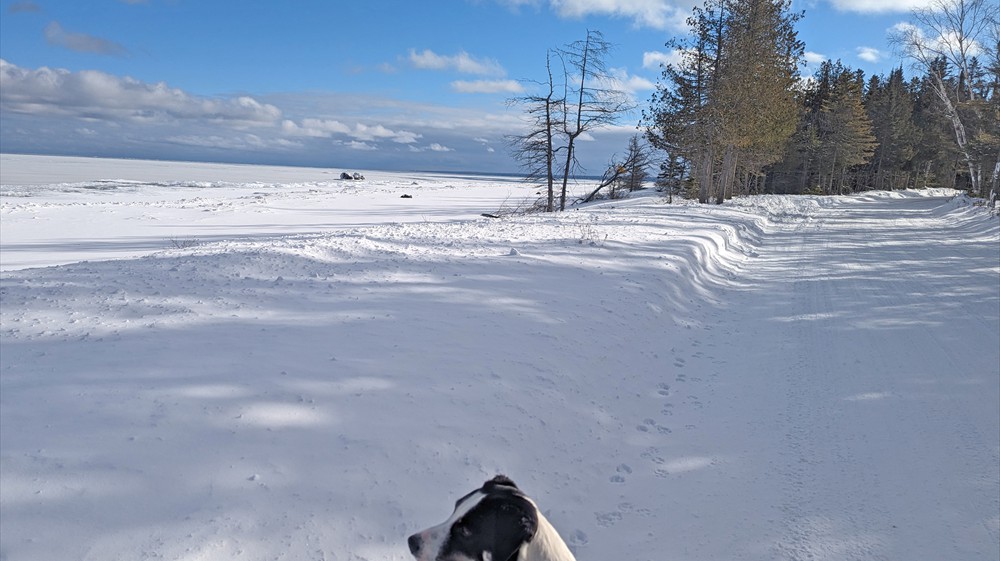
[408,475,539,561]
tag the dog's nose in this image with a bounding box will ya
[407,533,422,556]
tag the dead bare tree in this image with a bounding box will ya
[508,50,566,212]
[580,136,653,203]
[557,30,636,210]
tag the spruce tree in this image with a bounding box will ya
[815,67,877,193]
[645,0,803,203]
[867,68,919,190]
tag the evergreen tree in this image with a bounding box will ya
[645,0,721,203]
[911,70,962,188]
[645,0,803,203]
[816,69,877,193]
[867,68,919,190]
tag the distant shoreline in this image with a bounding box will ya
[0,152,604,185]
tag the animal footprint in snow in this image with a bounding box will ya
[636,418,657,432]
[610,463,632,483]
[656,383,671,397]
[673,357,686,368]
[676,373,687,382]
[568,530,589,547]
[595,511,623,527]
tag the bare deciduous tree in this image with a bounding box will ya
[558,30,636,210]
[508,50,565,212]
[891,0,1000,195]
[580,135,653,202]
[509,31,634,212]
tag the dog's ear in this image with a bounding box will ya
[485,474,518,490]
[482,495,537,561]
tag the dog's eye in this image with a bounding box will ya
[453,521,472,538]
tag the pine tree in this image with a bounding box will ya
[645,0,721,203]
[867,68,919,190]
[645,0,803,203]
[815,67,877,193]
[911,70,962,188]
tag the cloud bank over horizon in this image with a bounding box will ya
[0,59,635,173]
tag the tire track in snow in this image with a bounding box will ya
[754,196,999,560]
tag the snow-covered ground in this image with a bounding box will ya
[1,154,998,561]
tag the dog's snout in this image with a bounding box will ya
[407,533,422,556]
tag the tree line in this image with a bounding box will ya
[511,0,998,207]
[645,0,998,201]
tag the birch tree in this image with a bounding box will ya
[891,0,1000,195]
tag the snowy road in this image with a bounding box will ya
[1,163,998,561]
[709,195,1000,560]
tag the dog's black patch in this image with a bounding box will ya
[444,483,537,561]
[484,474,519,490]
[408,476,540,561]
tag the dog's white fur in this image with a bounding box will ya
[517,503,576,561]
[410,491,487,561]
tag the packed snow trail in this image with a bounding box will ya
[1,184,997,561]
[710,194,1000,560]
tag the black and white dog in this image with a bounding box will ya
[408,475,577,561]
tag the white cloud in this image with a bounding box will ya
[451,79,525,94]
[642,49,683,70]
[804,51,827,66]
[345,140,377,151]
[408,142,455,153]
[281,116,420,144]
[857,46,882,63]
[474,137,497,153]
[165,133,300,151]
[828,0,935,13]
[408,49,506,76]
[0,59,281,125]
[353,122,421,144]
[890,21,987,60]
[281,118,351,137]
[608,67,655,93]
[550,0,690,29]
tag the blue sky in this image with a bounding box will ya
[1,0,927,173]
